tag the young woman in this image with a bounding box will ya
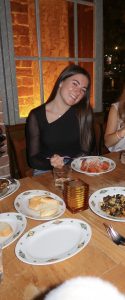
[104,79,125,152]
[26,64,95,174]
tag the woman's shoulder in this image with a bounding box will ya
[27,104,46,126]
[31,103,45,113]
[28,103,45,117]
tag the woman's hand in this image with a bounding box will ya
[50,154,64,169]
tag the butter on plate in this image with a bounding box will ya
[28,196,59,217]
[0,222,13,237]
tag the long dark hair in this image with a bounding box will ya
[47,64,94,153]
[118,76,125,122]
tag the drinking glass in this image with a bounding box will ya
[63,179,89,213]
[53,165,71,189]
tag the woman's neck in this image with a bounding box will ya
[46,97,70,116]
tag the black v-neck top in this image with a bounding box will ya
[26,104,83,170]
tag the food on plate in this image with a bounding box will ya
[0,221,13,237]
[100,194,125,217]
[29,196,45,210]
[39,201,59,217]
[80,159,110,173]
[28,195,59,217]
[0,178,9,194]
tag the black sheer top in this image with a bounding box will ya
[26,104,83,170]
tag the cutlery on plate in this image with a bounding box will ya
[46,155,85,160]
[103,222,125,245]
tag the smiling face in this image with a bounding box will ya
[58,73,89,106]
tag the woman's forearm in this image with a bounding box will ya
[104,129,125,148]
[28,154,52,170]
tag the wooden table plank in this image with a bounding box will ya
[1,153,125,299]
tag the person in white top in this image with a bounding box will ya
[104,80,125,152]
[43,276,125,300]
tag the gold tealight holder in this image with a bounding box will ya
[63,179,89,213]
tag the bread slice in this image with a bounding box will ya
[28,196,59,216]
[39,200,59,217]
[28,196,44,211]
[0,222,13,237]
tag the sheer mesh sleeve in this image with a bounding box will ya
[26,110,52,170]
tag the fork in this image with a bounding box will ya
[103,223,125,245]
[46,156,74,160]
[47,154,85,160]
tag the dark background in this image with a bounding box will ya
[103,0,125,118]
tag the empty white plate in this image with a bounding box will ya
[15,218,92,265]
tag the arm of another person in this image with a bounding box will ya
[26,110,52,170]
[104,105,125,148]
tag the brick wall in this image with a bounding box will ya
[11,0,40,117]
[10,0,70,117]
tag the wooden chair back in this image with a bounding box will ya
[6,124,33,178]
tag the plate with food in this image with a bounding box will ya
[0,212,27,248]
[0,178,10,196]
[14,190,66,220]
[15,218,92,265]
[0,177,20,200]
[89,186,125,222]
[71,156,116,175]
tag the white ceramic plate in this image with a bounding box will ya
[14,190,66,220]
[89,186,125,222]
[0,212,27,248]
[71,156,116,175]
[15,218,92,265]
[0,178,20,201]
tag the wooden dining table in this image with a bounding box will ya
[1,152,125,300]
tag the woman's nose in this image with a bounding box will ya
[73,86,83,95]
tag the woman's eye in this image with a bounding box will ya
[81,88,87,93]
[72,81,78,87]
